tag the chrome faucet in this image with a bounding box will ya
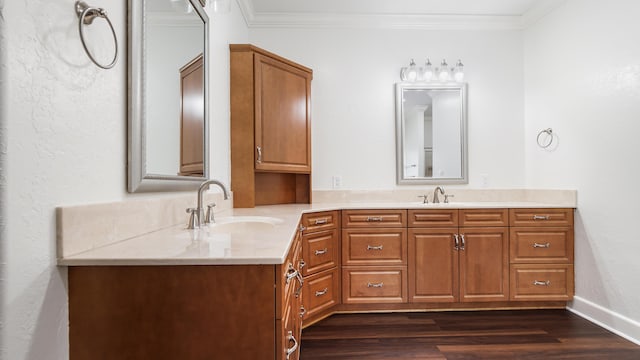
[432,186,445,204]
[187,179,230,229]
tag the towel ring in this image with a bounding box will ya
[75,1,118,69]
[536,128,554,148]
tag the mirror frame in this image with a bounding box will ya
[395,82,468,185]
[127,0,210,192]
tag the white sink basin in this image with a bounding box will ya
[208,216,284,233]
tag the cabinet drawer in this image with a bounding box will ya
[342,267,407,304]
[510,227,574,264]
[303,268,340,320]
[510,264,574,301]
[301,211,339,232]
[342,229,407,266]
[408,209,458,227]
[460,209,508,227]
[510,208,574,227]
[342,209,407,228]
[302,229,339,276]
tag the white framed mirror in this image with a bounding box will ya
[395,83,468,184]
[128,0,209,192]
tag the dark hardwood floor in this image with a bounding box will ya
[300,310,640,359]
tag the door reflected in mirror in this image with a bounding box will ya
[396,83,468,184]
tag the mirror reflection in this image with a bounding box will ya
[396,83,468,184]
[128,0,209,192]
[146,0,205,176]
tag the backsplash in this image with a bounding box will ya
[57,192,231,258]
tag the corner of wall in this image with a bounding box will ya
[568,296,640,346]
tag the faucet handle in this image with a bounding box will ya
[186,208,199,229]
[204,203,217,224]
[444,194,454,204]
[417,195,428,204]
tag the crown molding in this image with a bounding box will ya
[236,0,566,30]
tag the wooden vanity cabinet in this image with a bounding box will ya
[230,44,313,208]
[408,209,509,303]
[509,208,574,301]
[341,210,408,304]
[68,236,304,360]
[300,211,341,326]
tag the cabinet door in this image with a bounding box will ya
[254,53,311,173]
[408,228,459,303]
[459,227,509,302]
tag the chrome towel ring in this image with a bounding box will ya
[536,128,554,148]
[75,1,118,69]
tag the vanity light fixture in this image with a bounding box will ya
[400,58,465,83]
[454,60,464,82]
[438,59,450,82]
[400,59,419,82]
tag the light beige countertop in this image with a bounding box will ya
[58,199,576,266]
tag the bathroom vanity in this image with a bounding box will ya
[59,195,575,360]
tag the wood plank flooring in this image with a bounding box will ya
[300,310,640,359]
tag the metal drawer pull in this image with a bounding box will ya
[256,146,262,164]
[460,234,466,251]
[367,282,384,288]
[314,248,328,256]
[454,234,460,250]
[315,288,328,297]
[533,215,550,220]
[286,331,298,359]
[314,218,328,225]
[299,305,306,318]
[365,216,383,222]
[533,242,551,248]
[533,280,551,286]
[285,265,298,284]
[367,245,384,251]
[299,259,306,268]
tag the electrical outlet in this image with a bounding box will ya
[481,173,489,188]
[332,175,342,189]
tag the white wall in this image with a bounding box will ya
[0,0,248,358]
[524,0,640,342]
[248,27,526,190]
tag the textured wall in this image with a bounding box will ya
[1,0,248,358]
[524,0,640,343]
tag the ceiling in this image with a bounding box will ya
[236,0,565,29]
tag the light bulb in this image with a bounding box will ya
[407,59,418,82]
[422,59,433,82]
[454,60,464,82]
[438,59,450,82]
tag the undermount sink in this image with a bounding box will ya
[208,216,284,233]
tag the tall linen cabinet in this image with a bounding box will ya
[230,44,313,208]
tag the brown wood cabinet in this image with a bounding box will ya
[68,235,304,360]
[230,44,312,208]
[509,208,574,301]
[300,211,341,326]
[341,210,408,304]
[408,209,509,303]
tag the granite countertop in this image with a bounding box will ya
[58,201,575,267]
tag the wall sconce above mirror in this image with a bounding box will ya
[400,58,464,83]
[128,0,210,192]
[395,82,468,185]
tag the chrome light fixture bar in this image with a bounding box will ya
[400,58,464,83]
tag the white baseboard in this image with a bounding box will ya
[567,296,640,345]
